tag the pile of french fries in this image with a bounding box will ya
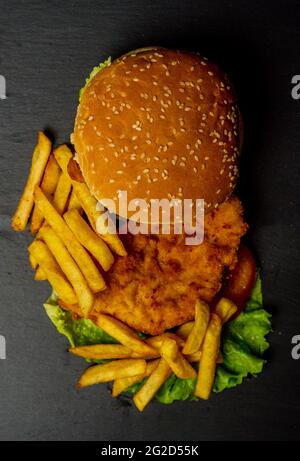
[12,132,127,316]
[12,132,238,411]
[70,297,237,411]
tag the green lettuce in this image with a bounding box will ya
[79,57,111,101]
[213,272,272,393]
[44,292,116,348]
[43,272,272,403]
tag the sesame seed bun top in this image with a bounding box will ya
[73,47,241,219]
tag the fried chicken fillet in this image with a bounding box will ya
[91,196,247,335]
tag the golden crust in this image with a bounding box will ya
[73,48,240,217]
[91,196,248,335]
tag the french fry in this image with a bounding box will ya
[58,299,82,316]
[52,172,72,214]
[145,333,185,351]
[186,351,202,362]
[214,297,238,324]
[112,359,160,398]
[160,337,196,379]
[29,253,38,270]
[64,209,114,272]
[177,321,194,340]
[133,358,172,411]
[12,132,52,231]
[68,188,82,211]
[186,351,223,364]
[30,154,61,234]
[39,226,94,315]
[34,267,47,281]
[28,240,77,305]
[34,187,106,294]
[182,300,210,355]
[77,359,147,388]
[97,314,157,357]
[195,313,222,400]
[54,145,127,256]
[30,236,45,282]
[69,344,132,360]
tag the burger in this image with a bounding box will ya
[72,47,247,335]
[12,47,272,407]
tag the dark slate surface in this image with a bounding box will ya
[0,0,299,441]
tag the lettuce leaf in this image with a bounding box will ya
[156,374,197,404]
[79,57,111,101]
[44,292,116,348]
[43,272,272,403]
[213,272,272,393]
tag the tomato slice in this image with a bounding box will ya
[219,244,257,318]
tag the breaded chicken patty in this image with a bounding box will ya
[90,196,247,335]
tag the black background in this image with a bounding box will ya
[0,0,300,441]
